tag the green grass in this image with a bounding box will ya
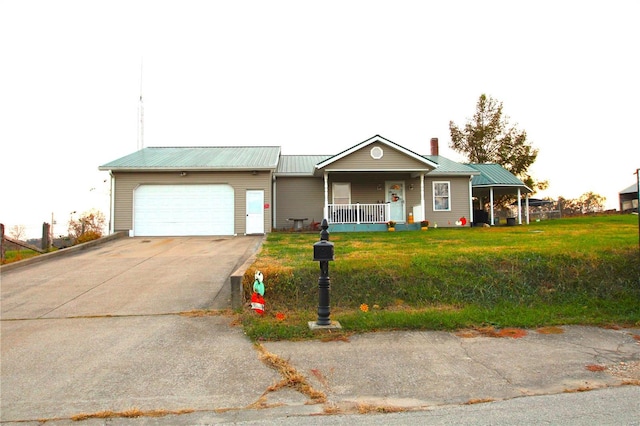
[2,249,41,264]
[241,215,640,340]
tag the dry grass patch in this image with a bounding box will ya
[464,398,496,405]
[71,407,195,421]
[456,326,527,339]
[255,344,327,404]
[563,384,602,393]
[536,326,565,335]
[356,402,407,414]
[585,364,607,372]
[179,309,231,317]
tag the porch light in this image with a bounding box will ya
[180,171,187,177]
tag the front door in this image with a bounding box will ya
[246,190,264,234]
[385,181,405,223]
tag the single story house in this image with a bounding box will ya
[99,135,531,236]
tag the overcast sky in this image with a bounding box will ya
[1,0,638,239]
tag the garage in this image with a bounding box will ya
[133,184,234,236]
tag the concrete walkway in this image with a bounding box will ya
[1,237,639,424]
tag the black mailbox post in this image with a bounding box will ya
[313,219,334,326]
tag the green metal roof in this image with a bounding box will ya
[276,155,332,176]
[99,146,281,171]
[423,155,480,175]
[468,163,532,191]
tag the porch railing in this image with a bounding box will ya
[327,203,391,224]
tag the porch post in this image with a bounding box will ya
[468,178,474,225]
[517,188,522,224]
[525,193,530,224]
[323,172,329,220]
[490,187,495,226]
[420,173,425,222]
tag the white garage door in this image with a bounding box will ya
[134,184,234,236]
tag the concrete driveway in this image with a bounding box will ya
[0,236,285,423]
[1,236,263,319]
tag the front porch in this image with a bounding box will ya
[328,222,422,232]
[326,203,425,232]
[327,203,391,225]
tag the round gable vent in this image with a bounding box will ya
[370,146,384,160]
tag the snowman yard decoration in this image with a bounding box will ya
[251,270,265,315]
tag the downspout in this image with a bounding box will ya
[109,171,115,234]
[272,175,277,231]
[323,171,329,221]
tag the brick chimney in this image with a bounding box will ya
[430,137,439,156]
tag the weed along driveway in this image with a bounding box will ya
[0,236,283,422]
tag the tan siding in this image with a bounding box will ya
[423,177,471,227]
[275,177,324,229]
[271,173,472,229]
[325,144,431,171]
[112,171,272,235]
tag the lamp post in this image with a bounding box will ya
[310,219,341,330]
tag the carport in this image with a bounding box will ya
[469,164,533,225]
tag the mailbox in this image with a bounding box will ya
[313,240,334,262]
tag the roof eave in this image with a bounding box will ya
[100,166,276,172]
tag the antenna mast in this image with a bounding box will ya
[137,58,144,151]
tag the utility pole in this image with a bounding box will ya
[137,58,144,151]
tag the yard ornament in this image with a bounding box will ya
[251,270,265,315]
[455,216,468,226]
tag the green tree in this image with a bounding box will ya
[449,94,545,192]
[578,192,606,213]
[557,192,606,216]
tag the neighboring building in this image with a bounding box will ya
[99,135,531,236]
[619,182,638,213]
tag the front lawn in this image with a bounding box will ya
[241,215,640,340]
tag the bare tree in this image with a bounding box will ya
[9,224,26,241]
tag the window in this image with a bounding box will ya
[433,181,450,211]
[332,183,351,205]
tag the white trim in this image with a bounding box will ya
[468,178,474,225]
[420,173,425,223]
[490,187,495,225]
[323,168,432,173]
[323,172,329,221]
[370,146,384,159]
[517,188,522,224]
[433,181,451,212]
